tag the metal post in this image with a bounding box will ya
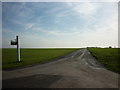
[16,36,21,62]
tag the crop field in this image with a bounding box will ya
[2,48,79,69]
[88,48,119,73]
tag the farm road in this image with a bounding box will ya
[3,49,118,88]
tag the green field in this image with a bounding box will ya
[88,48,119,73]
[2,48,79,69]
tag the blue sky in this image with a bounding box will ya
[2,2,118,48]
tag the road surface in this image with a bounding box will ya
[2,49,118,88]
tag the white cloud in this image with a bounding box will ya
[11,15,44,30]
[75,15,118,47]
[25,23,34,30]
[2,2,118,48]
[32,28,65,35]
[31,27,82,36]
[19,33,66,48]
[2,0,119,2]
[67,2,99,17]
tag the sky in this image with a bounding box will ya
[2,1,118,48]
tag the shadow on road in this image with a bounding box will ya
[3,74,62,88]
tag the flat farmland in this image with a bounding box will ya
[3,48,118,88]
[2,48,79,69]
[88,48,119,73]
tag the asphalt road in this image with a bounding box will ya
[2,49,118,88]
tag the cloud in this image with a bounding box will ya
[2,2,118,48]
[11,15,44,30]
[15,3,36,18]
[30,26,82,36]
[75,15,118,47]
[2,0,120,2]
[25,23,34,30]
[56,11,69,18]
[66,2,99,17]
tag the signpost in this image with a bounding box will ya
[11,36,21,62]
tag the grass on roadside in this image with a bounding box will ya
[2,48,79,69]
[88,48,119,73]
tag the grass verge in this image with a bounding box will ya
[88,48,119,73]
[2,48,79,69]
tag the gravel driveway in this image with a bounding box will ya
[2,49,118,88]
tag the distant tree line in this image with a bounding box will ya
[87,46,112,48]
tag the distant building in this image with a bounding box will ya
[109,46,112,48]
